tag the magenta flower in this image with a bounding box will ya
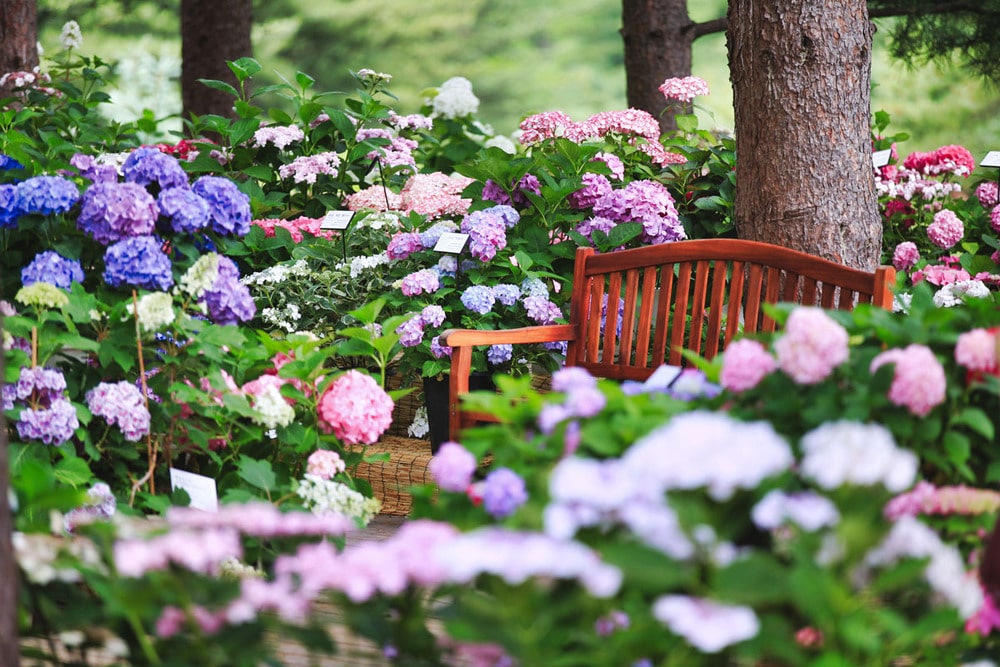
[870,344,946,417]
[892,241,920,271]
[720,339,776,392]
[773,307,849,385]
[658,76,711,103]
[316,370,394,445]
[927,209,964,249]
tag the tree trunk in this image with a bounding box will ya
[180,0,253,120]
[728,0,881,271]
[0,0,38,90]
[0,317,18,667]
[621,0,694,133]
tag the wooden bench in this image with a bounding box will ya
[440,238,896,441]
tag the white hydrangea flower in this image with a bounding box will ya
[407,405,430,438]
[261,304,301,333]
[60,21,83,50]
[250,384,295,429]
[933,279,991,308]
[484,134,517,154]
[799,421,917,492]
[178,253,221,298]
[128,291,175,332]
[296,475,381,524]
[242,259,311,286]
[429,76,480,119]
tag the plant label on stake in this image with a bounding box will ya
[982,151,1000,189]
[322,211,355,261]
[169,468,219,512]
[872,149,892,169]
[434,232,470,254]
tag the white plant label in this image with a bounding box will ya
[321,210,355,230]
[981,151,1000,168]
[871,149,892,168]
[644,364,683,391]
[434,232,470,254]
[169,468,219,512]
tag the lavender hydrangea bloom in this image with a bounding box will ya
[15,175,80,216]
[481,179,511,206]
[86,381,151,441]
[523,295,562,324]
[461,285,496,314]
[568,173,613,210]
[0,184,18,227]
[64,482,117,533]
[17,398,79,445]
[387,232,424,260]
[487,344,513,365]
[461,210,507,262]
[419,221,459,248]
[401,269,440,296]
[192,176,251,236]
[157,187,211,233]
[492,284,521,306]
[70,153,119,183]
[482,468,528,519]
[122,147,189,191]
[21,251,85,290]
[428,442,477,492]
[203,257,256,325]
[396,315,426,347]
[488,204,520,228]
[430,335,452,359]
[421,304,446,327]
[103,235,174,291]
[78,181,159,244]
[593,180,685,245]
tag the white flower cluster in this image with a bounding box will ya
[60,20,83,50]
[250,384,295,430]
[429,76,480,119]
[218,556,264,581]
[127,291,175,332]
[296,475,381,525]
[865,516,983,619]
[178,253,221,298]
[13,532,103,584]
[261,303,302,333]
[335,253,390,279]
[408,405,430,438]
[799,421,917,492]
[241,259,311,287]
[356,212,402,232]
[932,279,991,308]
[875,172,962,202]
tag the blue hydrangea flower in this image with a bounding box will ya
[203,256,256,325]
[22,251,85,290]
[192,176,251,236]
[461,285,496,315]
[419,221,459,248]
[122,147,189,191]
[0,184,19,228]
[482,467,528,519]
[70,153,119,184]
[487,344,513,366]
[103,235,174,291]
[492,283,521,306]
[14,176,80,216]
[521,277,549,298]
[488,204,520,228]
[78,181,158,245]
[0,154,24,171]
[157,187,211,234]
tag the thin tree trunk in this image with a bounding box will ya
[180,0,253,120]
[0,315,19,667]
[728,0,882,271]
[621,0,694,133]
[0,0,38,91]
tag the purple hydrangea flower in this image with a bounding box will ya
[428,441,477,492]
[0,154,24,171]
[576,216,617,243]
[396,315,425,347]
[64,481,117,533]
[78,181,159,245]
[488,204,520,228]
[492,283,521,306]
[487,344,513,365]
[15,175,80,216]
[430,335,452,359]
[593,179,685,245]
[70,153,119,184]
[157,187,211,234]
[421,304,446,327]
[122,147,189,191]
[17,397,79,445]
[569,173,613,210]
[86,381,151,441]
[387,232,424,260]
[21,250,84,290]
[191,176,251,236]
[481,179,511,206]
[482,468,528,519]
[461,210,507,262]
[552,367,598,392]
[203,256,256,325]
[523,295,562,324]
[419,221,459,248]
[461,285,496,314]
[401,269,440,296]
[0,184,18,227]
[103,235,174,291]
[544,340,568,357]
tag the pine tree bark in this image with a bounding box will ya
[0,0,38,90]
[180,0,253,120]
[728,0,882,271]
[621,0,694,133]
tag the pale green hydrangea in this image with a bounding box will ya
[250,384,295,429]
[242,259,311,287]
[128,291,175,332]
[295,475,381,525]
[178,253,220,298]
[16,283,69,309]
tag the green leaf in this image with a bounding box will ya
[713,552,792,604]
[952,407,994,440]
[607,221,642,248]
[295,71,316,90]
[228,57,262,81]
[675,113,698,133]
[196,78,239,98]
[236,456,277,492]
[54,456,93,487]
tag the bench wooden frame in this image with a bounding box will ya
[440,239,896,441]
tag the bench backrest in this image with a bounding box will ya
[565,239,896,381]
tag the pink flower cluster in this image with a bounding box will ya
[658,76,711,103]
[316,370,394,445]
[773,308,849,384]
[357,127,418,170]
[277,151,341,184]
[912,258,971,286]
[870,344,946,417]
[345,172,473,220]
[166,502,354,538]
[926,209,964,249]
[252,124,304,150]
[955,328,998,372]
[85,381,151,442]
[400,268,441,296]
[884,480,1000,520]
[115,527,243,577]
[428,441,478,492]
[719,339,776,392]
[903,144,976,177]
[306,449,346,480]
[892,241,920,271]
[251,216,335,242]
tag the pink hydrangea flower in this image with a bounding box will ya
[306,449,346,480]
[719,339,776,392]
[658,76,711,103]
[428,442,477,492]
[870,344,946,417]
[252,124,304,150]
[892,241,920,271]
[911,263,971,287]
[519,110,575,145]
[277,152,340,184]
[927,209,964,249]
[976,181,999,209]
[955,328,998,372]
[885,480,1000,520]
[773,307,849,385]
[991,205,1000,234]
[316,370,394,445]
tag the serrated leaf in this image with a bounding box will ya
[237,456,277,492]
[54,456,93,487]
